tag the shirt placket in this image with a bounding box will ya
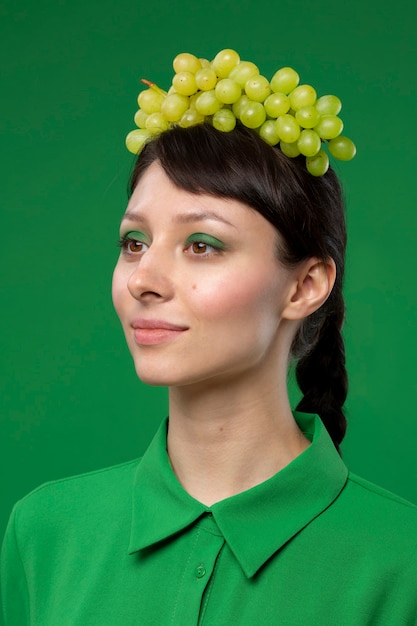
[169,514,225,626]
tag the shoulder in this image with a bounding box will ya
[18,457,141,506]
[345,471,417,519]
[10,458,141,543]
[296,470,417,585]
[329,471,417,554]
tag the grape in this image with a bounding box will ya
[212,108,236,132]
[289,84,317,110]
[297,129,321,157]
[240,101,266,128]
[315,94,342,115]
[180,108,205,128]
[259,120,280,146]
[138,89,165,114]
[195,90,222,115]
[314,114,343,139]
[280,141,301,158]
[172,71,198,96]
[134,109,148,129]
[276,114,301,143]
[127,49,356,174]
[215,78,242,104]
[229,61,259,87]
[145,112,169,133]
[161,93,189,121]
[328,136,356,160]
[173,52,202,74]
[188,93,199,109]
[295,106,320,129]
[270,67,299,94]
[264,92,290,118]
[306,150,329,176]
[245,75,271,102]
[232,94,251,119]
[212,48,240,78]
[126,129,152,154]
[195,67,218,91]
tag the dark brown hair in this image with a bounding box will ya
[129,123,347,450]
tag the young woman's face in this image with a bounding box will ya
[112,161,297,388]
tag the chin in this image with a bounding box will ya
[132,359,183,387]
[135,373,170,387]
[133,366,169,387]
[132,359,205,389]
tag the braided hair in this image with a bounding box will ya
[129,123,348,450]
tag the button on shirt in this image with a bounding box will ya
[2,412,417,625]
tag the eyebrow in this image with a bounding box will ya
[121,209,236,228]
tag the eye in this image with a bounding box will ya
[126,239,148,254]
[185,233,226,257]
[190,241,213,255]
[118,231,149,255]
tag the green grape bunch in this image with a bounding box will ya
[126,49,356,176]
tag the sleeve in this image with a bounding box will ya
[1,505,30,626]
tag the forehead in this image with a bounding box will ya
[124,162,275,234]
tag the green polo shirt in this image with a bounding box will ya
[2,412,417,625]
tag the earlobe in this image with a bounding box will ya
[283,257,336,320]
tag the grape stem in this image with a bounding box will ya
[140,78,167,96]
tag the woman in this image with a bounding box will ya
[2,54,417,625]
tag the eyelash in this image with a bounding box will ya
[117,235,148,255]
[184,240,224,257]
[117,234,226,258]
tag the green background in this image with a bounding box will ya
[1,0,416,556]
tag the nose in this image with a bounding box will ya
[126,245,174,303]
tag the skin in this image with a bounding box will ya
[112,161,335,506]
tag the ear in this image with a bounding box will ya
[282,257,336,321]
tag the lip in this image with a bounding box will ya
[132,318,188,331]
[131,318,188,345]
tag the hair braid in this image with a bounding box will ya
[294,289,348,452]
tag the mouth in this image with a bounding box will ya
[131,319,188,345]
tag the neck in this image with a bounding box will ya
[167,370,310,506]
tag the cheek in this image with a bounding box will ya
[189,267,281,322]
[111,263,127,318]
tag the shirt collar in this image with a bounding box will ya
[128,412,348,578]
